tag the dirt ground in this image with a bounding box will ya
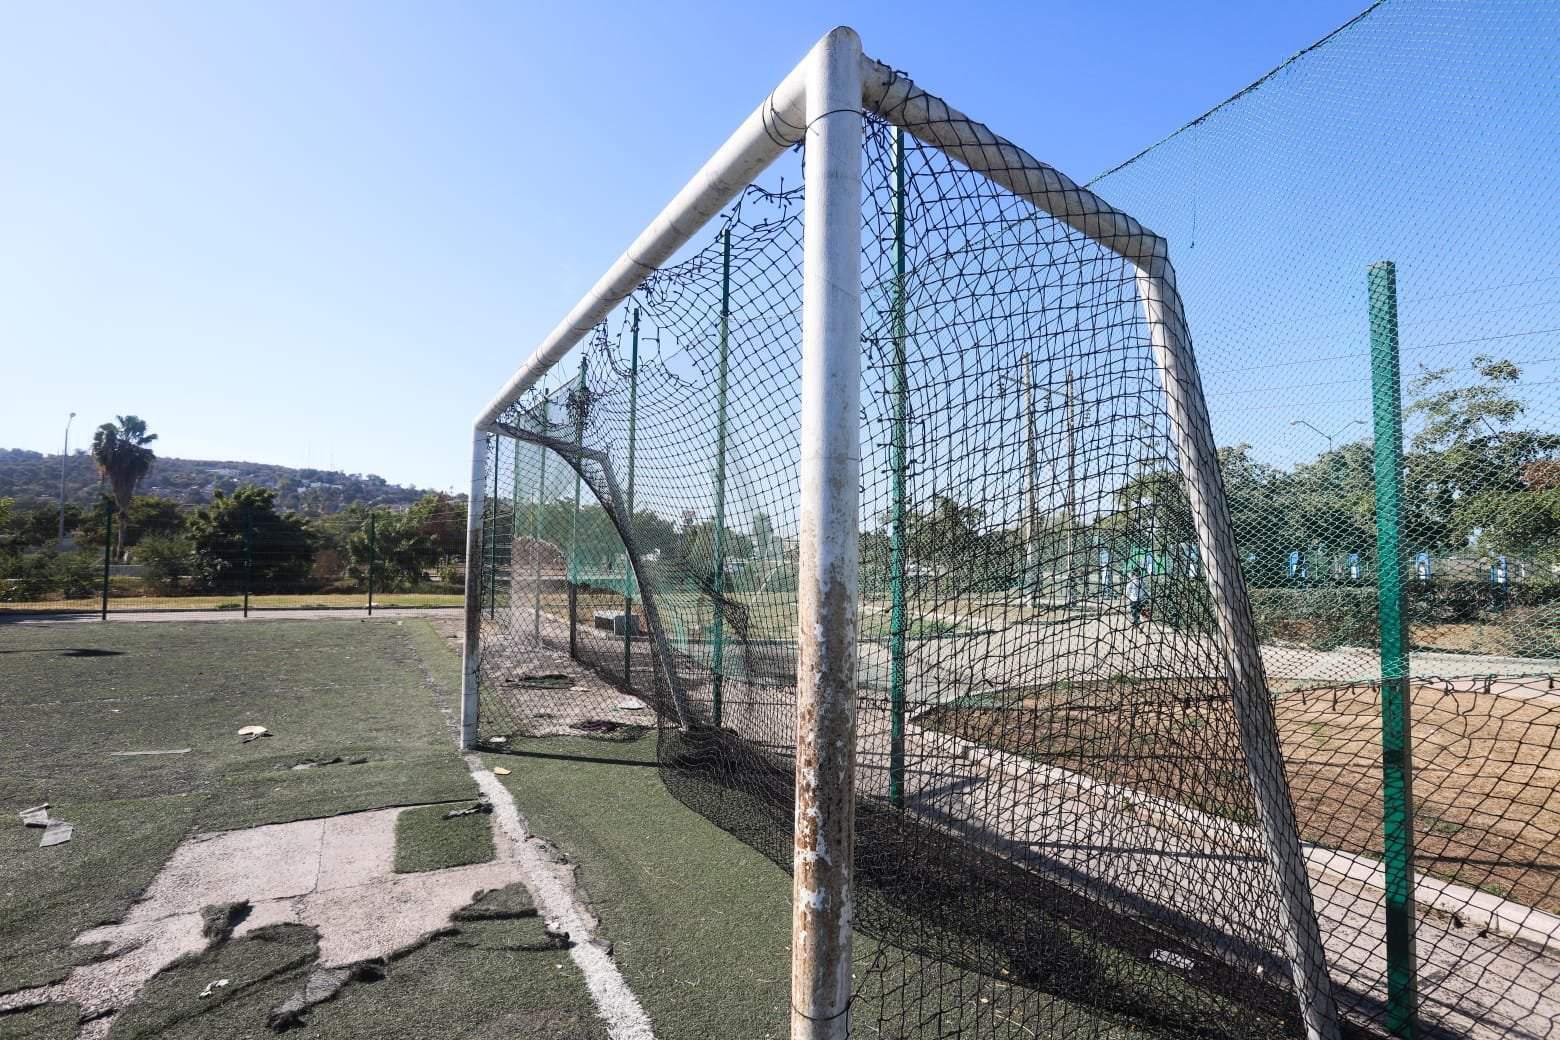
[919,675,1560,914]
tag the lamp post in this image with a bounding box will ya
[59,411,76,549]
[1290,418,1364,454]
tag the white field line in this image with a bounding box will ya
[465,755,655,1040]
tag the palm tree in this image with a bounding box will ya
[91,415,158,557]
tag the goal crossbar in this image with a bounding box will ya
[462,26,1340,1040]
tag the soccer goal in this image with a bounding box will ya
[463,28,1340,1040]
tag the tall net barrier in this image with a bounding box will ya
[1079,1,1560,1035]
[472,6,1559,1036]
[474,123,1328,1036]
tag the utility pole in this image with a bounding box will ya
[1064,368,1077,607]
[59,412,75,549]
[1020,355,1040,608]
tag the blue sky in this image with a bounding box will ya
[2,1,1377,493]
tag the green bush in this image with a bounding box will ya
[0,551,56,602]
[1249,587,1378,650]
[53,551,99,599]
[135,534,194,593]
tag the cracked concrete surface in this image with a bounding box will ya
[0,805,524,1035]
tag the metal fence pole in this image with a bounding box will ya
[888,126,909,808]
[459,428,487,750]
[366,510,376,616]
[1369,258,1419,1037]
[101,499,112,620]
[792,28,862,1040]
[489,440,500,620]
[535,396,548,649]
[624,307,640,690]
[242,505,253,618]
[570,356,587,659]
[711,227,732,725]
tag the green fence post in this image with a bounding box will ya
[570,356,587,659]
[889,127,909,808]
[489,440,500,620]
[535,396,548,648]
[242,504,253,618]
[366,511,376,616]
[1369,259,1418,1038]
[101,499,112,620]
[710,227,732,727]
[624,307,640,690]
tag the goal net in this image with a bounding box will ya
[465,29,1338,1040]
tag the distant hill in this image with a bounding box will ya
[0,448,450,515]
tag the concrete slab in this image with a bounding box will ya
[126,818,324,920]
[315,808,399,892]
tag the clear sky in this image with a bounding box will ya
[2,0,1371,493]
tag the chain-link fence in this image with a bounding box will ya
[470,4,1559,1037]
[0,498,466,615]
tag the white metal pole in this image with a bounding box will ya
[1137,262,1340,1040]
[792,26,863,1040]
[460,427,488,751]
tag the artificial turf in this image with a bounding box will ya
[0,1002,77,1040]
[0,620,477,996]
[486,736,802,1040]
[393,802,496,874]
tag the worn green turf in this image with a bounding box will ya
[0,620,476,995]
[487,735,1252,1040]
[486,737,799,1040]
[105,914,606,1040]
[393,803,496,874]
[0,1002,79,1040]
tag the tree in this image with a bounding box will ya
[185,486,314,593]
[125,496,185,547]
[406,493,468,561]
[347,511,436,591]
[91,415,157,558]
[1406,355,1560,553]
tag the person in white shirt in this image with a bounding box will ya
[1126,569,1146,627]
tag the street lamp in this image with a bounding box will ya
[59,411,76,549]
[1290,418,1364,454]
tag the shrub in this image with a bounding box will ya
[136,534,194,593]
[0,551,56,602]
[1249,587,1378,650]
[54,551,99,599]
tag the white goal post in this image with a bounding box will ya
[462,26,1340,1040]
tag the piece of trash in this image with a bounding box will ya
[19,804,50,828]
[486,735,508,745]
[40,821,74,847]
[198,978,230,999]
[237,725,271,743]
[443,801,494,820]
[543,919,571,947]
[110,748,192,757]
[573,719,620,733]
[615,698,648,712]
[492,767,512,776]
[1149,949,1195,971]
